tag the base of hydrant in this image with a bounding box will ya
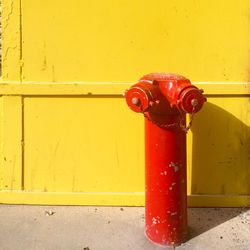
[145,231,187,248]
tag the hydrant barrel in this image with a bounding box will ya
[145,114,187,245]
[125,73,206,246]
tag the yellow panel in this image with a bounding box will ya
[0,96,23,191]
[22,92,250,203]
[24,97,144,193]
[21,0,250,83]
[188,97,250,195]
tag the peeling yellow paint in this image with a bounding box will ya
[2,0,21,81]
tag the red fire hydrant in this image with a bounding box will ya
[125,73,206,246]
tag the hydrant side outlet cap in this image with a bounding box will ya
[178,87,206,113]
[125,86,151,113]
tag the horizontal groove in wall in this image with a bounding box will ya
[0,191,249,207]
[0,82,249,96]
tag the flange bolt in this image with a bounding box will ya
[191,99,198,107]
[132,97,140,105]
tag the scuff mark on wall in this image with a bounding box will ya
[2,45,17,65]
[42,42,47,71]
[52,65,56,82]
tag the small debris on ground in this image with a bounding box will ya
[220,236,223,239]
[107,221,111,224]
[120,208,124,211]
[83,247,90,250]
[45,211,55,216]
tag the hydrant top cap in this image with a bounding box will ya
[140,73,188,82]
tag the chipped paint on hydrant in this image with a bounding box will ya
[125,73,206,246]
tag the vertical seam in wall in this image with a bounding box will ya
[0,96,3,190]
[19,0,24,189]
[21,96,24,190]
[19,0,23,83]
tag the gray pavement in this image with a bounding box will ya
[0,205,249,250]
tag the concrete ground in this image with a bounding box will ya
[0,205,249,250]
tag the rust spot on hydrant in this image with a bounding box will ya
[169,162,180,172]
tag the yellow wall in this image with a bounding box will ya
[0,0,250,206]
